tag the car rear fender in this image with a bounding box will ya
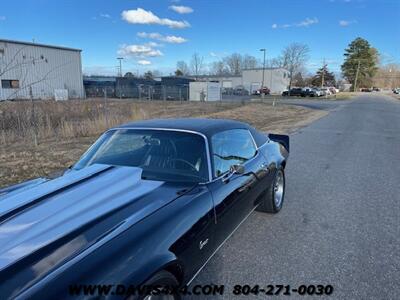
[268,134,290,154]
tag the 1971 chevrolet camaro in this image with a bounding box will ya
[0,118,289,300]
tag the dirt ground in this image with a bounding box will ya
[0,101,327,188]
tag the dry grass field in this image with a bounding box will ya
[0,99,327,188]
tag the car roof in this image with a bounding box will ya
[114,118,268,148]
[116,118,251,136]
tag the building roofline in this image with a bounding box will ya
[0,39,82,52]
[188,75,242,78]
[242,67,288,71]
[161,75,194,80]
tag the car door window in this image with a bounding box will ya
[211,129,257,177]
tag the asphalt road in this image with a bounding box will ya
[190,94,400,299]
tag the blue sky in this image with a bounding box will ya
[1,0,399,75]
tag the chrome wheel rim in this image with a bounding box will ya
[274,170,284,207]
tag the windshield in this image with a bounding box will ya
[73,129,209,183]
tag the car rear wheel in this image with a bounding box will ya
[256,168,285,213]
[136,271,181,300]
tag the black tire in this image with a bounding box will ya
[137,270,180,300]
[256,168,285,213]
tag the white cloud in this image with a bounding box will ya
[297,17,319,27]
[164,35,187,43]
[121,8,190,29]
[137,60,152,65]
[137,32,160,39]
[209,52,218,57]
[272,17,319,29]
[100,13,111,19]
[146,41,161,47]
[137,32,187,44]
[118,44,163,58]
[339,20,357,26]
[0,16,6,21]
[169,5,194,14]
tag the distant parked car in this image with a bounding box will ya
[234,85,249,95]
[328,87,338,94]
[372,87,380,92]
[222,87,233,95]
[361,88,372,92]
[253,87,270,95]
[393,88,400,94]
[320,87,332,96]
[301,87,318,97]
[313,88,325,97]
[282,88,303,96]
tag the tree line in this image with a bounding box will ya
[129,37,398,90]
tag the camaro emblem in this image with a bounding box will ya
[199,239,209,250]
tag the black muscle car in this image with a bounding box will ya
[0,118,289,300]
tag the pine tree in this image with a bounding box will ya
[341,37,378,90]
[144,71,153,80]
[312,65,336,87]
[175,69,184,76]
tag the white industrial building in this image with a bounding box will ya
[189,81,221,101]
[190,68,290,95]
[0,39,84,100]
[242,68,290,94]
[190,75,243,90]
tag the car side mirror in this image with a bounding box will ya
[222,164,245,183]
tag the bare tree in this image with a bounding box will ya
[373,63,400,89]
[211,61,228,75]
[190,53,204,77]
[242,54,258,70]
[276,43,310,91]
[211,53,258,76]
[176,60,190,76]
[224,53,242,75]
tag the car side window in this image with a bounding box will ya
[211,129,257,177]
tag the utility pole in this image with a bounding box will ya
[260,49,266,98]
[321,58,326,88]
[354,59,361,92]
[117,57,124,77]
[269,60,273,95]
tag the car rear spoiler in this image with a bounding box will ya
[268,134,290,153]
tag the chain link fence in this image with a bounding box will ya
[115,84,189,101]
[84,81,190,101]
